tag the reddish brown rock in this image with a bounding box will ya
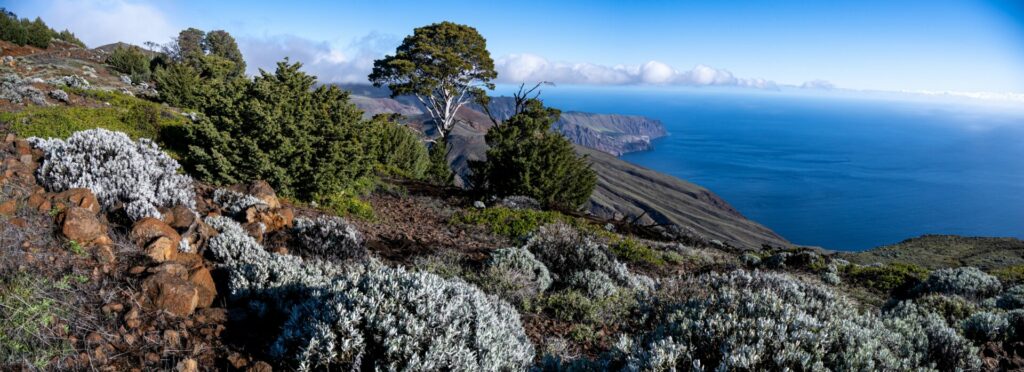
[141,273,199,317]
[189,266,217,309]
[248,361,272,372]
[167,204,196,229]
[52,188,101,214]
[0,199,16,215]
[27,193,50,212]
[131,217,181,247]
[94,245,116,264]
[144,236,177,262]
[60,206,106,244]
[245,180,280,209]
[176,358,198,372]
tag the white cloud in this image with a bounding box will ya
[495,53,777,89]
[30,0,177,48]
[237,32,399,83]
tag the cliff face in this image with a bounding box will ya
[348,91,668,156]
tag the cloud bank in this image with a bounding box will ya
[495,53,778,89]
[237,33,399,84]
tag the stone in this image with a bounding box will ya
[27,193,50,212]
[95,245,116,264]
[473,200,486,209]
[245,180,280,209]
[60,206,105,244]
[189,267,217,309]
[167,204,196,229]
[144,236,177,262]
[248,361,272,372]
[148,262,188,279]
[141,273,199,317]
[52,188,100,214]
[0,199,15,215]
[131,217,181,248]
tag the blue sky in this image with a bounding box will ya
[5,0,1024,94]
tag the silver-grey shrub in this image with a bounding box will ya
[616,270,979,371]
[1006,309,1024,342]
[30,128,195,220]
[291,216,366,262]
[525,223,653,292]
[205,216,534,371]
[997,285,1024,310]
[961,311,1008,342]
[566,270,619,298]
[483,247,553,301]
[922,267,1002,299]
[212,188,266,216]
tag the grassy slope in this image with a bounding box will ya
[843,234,1024,273]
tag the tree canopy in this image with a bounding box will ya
[369,21,497,140]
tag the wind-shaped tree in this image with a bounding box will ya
[369,21,497,140]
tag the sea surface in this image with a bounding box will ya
[508,86,1024,250]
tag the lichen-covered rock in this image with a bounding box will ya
[30,129,195,220]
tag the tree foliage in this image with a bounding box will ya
[367,115,430,180]
[369,22,497,139]
[0,10,84,48]
[106,46,152,82]
[470,99,596,210]
[426,137,454,185]
[181,60,374,201]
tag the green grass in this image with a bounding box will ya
[842,262,929,294]
[451,206,574,240]
[608,237,682,267]
[0,88,187,146]
[0,274,75,369]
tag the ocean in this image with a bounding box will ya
[507,86,1024,250]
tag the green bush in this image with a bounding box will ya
[842,262,929,294]
[0,89,186,143]
[425,137,454,185]
[106,46,152,82]
[470,99,596,210]
[182,60,375,201]
[368,116,429,180]
[608,237,674,266]
[535,289,637,324]
[451,206,572,240]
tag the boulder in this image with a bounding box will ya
[141,273,199,317]
[245,180,280,209]
[0,199,15,216]
[189,266,217,309]
[166,204,196,230]
[60,206,106,244]
[131,217,181,248]
[144,236,177,263]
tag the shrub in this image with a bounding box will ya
[425,137,453,185]
[292,216,366,262]
[992,264,1024,285]
[913,294,981,325]
[525,223,654,292]
[566,270,619,298]
[368,117,429,180]
[998,285,1024,310]
[538,289,637,324]
[182,61,375,202]
[470,99,596,210]
[106,46,151,82]
[212,189,266,216]
[842,262,929,294]
[451,206,571,240]
[1007,310,1024,342]
[205,216,534,370]
[962,311,1008,342]
[30,128,195,220]
[609,237,670,266]
[740,252,761,266]
[152,63,206,109]
[480,247,553,302]
[614,270,979,371]
[922,267,1002,299]
[316,192,375,221]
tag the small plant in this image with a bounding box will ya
[451,206,571,240]
[66,240,85,256]
[317,192,375,221]
[0,274,75,369]
[47,206,61,217]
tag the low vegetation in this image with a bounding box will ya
[0,274,76,369]
[450,206,573,240]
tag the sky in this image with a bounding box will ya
[4,0,1024,95]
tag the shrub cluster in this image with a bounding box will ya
[106,46,152,83]
[292,216,367,262]
[470,99,596,210]
[205,216,534,370]
[30,128,195,220]
[0,10,84,48]
[603,270,980,371]
[481,247,552,302]
[921,267,1002,299]
[525,223,654,293]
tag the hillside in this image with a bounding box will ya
[845,235,1024,273]
[346,85,668,156]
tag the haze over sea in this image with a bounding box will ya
[512,86,1024,251]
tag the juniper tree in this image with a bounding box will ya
[470,99,597,210]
